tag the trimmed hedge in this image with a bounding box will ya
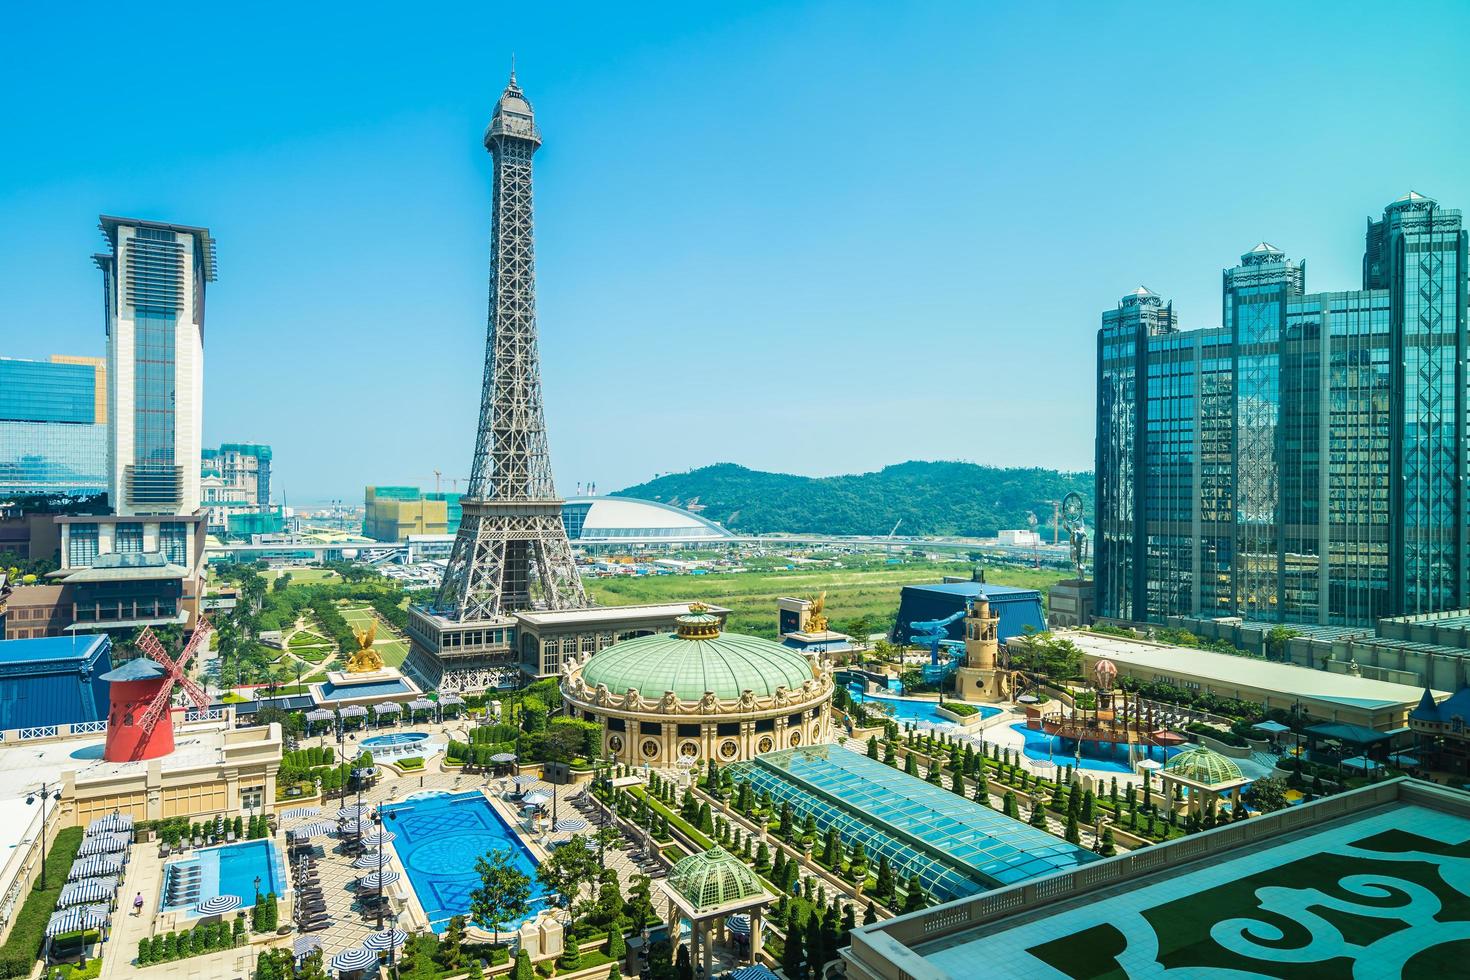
[0,826,84,978]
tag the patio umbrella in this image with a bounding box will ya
[337,804,369,821]
[56,879,115,908]
[359,871,401,891]
[328,947,378,972]
[1390,752,1421,768]
[281,807,321,821]
[359,830,396,847]
[373,702,401,715]
[289,821,337,839]
[1341,755,1381,772]
[196,894,242,915]
[1017,695,1039,704]
[87,812,133,834]
[1252,720,1290,735]
[521,791,551,807]
[305,709,336,724]
[338,704,368,719]
[340,819,372,837]
[725,913,751,935]
[354,854,387,870]
[45,905,108,937]
[490,752,517,763]
[67,856,123,882]
[362,927,408,951]
[1137,759,1163,772]
[512,775,539,788]
[407,698,435,712]
[293,934,323,958]
[75,835,128,858]
[554,817,589,832]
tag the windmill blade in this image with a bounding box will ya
[135,627,167,662]
[179,676,210,709]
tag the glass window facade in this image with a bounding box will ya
[68,523,99,568]
[726,746,1095,904]
[1096,197,1467,628]
[0,357,107,498]
[159,522,189,565]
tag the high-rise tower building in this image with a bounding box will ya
[94,216,216,516]
[0,355,108,499]
[1095,192,1467,629]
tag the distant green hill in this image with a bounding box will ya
[613,461,1093,538]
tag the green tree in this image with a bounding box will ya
[902,874,928,913]
[1003,790,1019,819]
[1029,798,1048,829]
[866,736,878,759]
[1065,811,1081,844]
[1245,776,1289,813]
[874,853,894,901]
[469,848,532,946]
[536,835,599,935]
[1100,825,1117,856]
[782,916,806,980]
[512,948,534,980]
[904,752,918,777]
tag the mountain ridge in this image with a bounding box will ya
[612,461,1093,538]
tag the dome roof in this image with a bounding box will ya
[1164,745,1244,786]
[579,607,815,701]
[667,847,766,911]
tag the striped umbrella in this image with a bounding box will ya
[725,913,751,935]
[512,774,539,788]
[353,854,386,870]
[45,904,109,937]
[553,817,589,832]
[359,830,396,847]
[521,791,551,807]
[196,894,242,915]
[288,821,337,839]
[281,807,321,821]
[490,752,517,763]
[339,818,371,837]
[67,856,123,881]
[56,879,114,908]
[75,834,128,857]
[87,812,133,834]
[728,966,779,980]
[293,934,323,958]
[358,871,401,891]
[337,804,368,821]
[362,927,408,951]
[328,947,378,972]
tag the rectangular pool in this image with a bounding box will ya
[381,791,548,933]
[160,839,285,914]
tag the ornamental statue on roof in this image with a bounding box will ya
[345,622,385,674]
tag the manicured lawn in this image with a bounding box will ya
[287,630,327,649]
[340,606,409,667]
[0,826,84,977]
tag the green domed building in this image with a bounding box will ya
[561,604,833,766]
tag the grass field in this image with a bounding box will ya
[265,567,341,587]
[585,561,1066,638]
[340,604,409,668]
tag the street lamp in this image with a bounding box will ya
[26,783,61,888]
[254,875,261,904]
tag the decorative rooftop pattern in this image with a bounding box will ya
[667,847,765,912]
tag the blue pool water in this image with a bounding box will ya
[848,685,1002,725]
[362,732,429,749]
[381,791,548,933]
[1009,722,1182,774]
[161,839,284,914]
[318,678,416,701]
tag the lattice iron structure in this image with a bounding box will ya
[435,72,587,623]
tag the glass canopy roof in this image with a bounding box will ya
[727,745,1096,904]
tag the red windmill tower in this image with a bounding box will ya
[101,620,213,762]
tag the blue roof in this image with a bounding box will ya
[0,634,109,665]
[894,582,1045,645]
[0,634,112,730]
[1413,686,1470,723]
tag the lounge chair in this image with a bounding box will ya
[226,831,236,843]
[158,842,171,858]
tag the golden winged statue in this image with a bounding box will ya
[345,622,385,673]
[806,592,829,634]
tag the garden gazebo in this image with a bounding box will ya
[660,847,772,977]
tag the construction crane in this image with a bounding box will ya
[885,519,903,555]
[434,469,442,493]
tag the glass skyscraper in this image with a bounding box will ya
[1096,192,1467,627]
[0,355,108,498]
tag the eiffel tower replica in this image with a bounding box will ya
[406,71,590,694]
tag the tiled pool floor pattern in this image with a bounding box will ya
[921,804,1470,978]
[384,791,547,932]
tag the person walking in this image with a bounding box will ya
[132,892,144,916]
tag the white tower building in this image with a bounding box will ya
[94,216,216,517]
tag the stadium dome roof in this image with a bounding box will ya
[579,607,814,701]
[667,847,766,912]
[1164,745,1244,786]
[562,495,734,544]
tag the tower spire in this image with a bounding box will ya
[433,71,586,627]
[510,52,516,87]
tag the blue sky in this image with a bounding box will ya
[3,2,1467,504]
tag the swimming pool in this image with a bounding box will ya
[160,839,285,914]
[362,732,429,749]
[381,791,548,933]
[1008,722,1181,774]
[848,685,1003,726]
